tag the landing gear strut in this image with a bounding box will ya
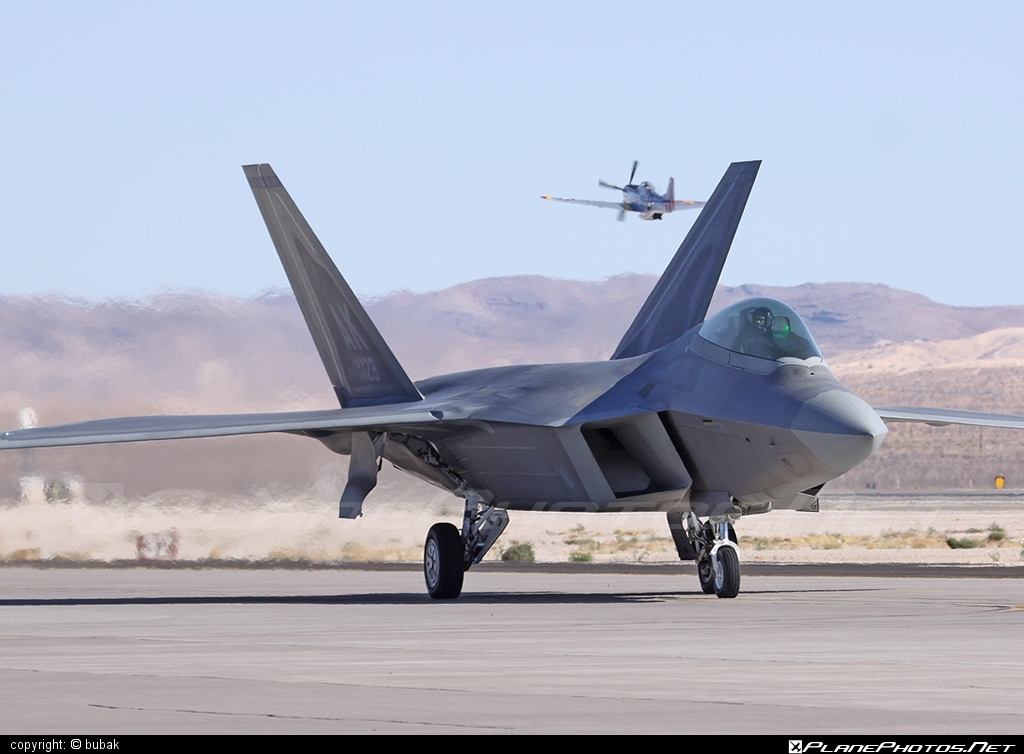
[670,512,740,599]
[423,491,508,600]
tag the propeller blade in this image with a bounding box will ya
[617,208,627,222]
[599,180,624,191]
[628,160,638,185]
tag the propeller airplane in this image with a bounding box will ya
[542,160,705,221]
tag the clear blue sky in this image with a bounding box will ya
[1,2,1022,306]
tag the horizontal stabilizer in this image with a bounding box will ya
[612,161,761,359]
[874,406,1024,429]
[244,164,421,408]
[671,199,705,210]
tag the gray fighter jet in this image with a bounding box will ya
[4,161,1024,599]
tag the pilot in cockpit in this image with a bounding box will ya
[737,305,812,359]
[737,306,776,357]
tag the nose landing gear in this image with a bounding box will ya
[669,512,741,598]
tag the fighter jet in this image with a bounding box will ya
[542,160,705,221]
[4,161,1024,600]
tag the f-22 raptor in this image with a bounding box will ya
[5,160,1024,599]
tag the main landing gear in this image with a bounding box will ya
[424,523,464,599]
[424,492,508,600]
[668,511,740,598]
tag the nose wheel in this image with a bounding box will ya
[697,543,740,598]
[712,544,740,598]
[697,553,717,594]
[677,514,740,599]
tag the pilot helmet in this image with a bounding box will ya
[746,306,774,332]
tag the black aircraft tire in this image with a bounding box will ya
[424,523,465,600]
[697,555,716,595]
[714,546,740,599]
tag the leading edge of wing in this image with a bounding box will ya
[874,406,1024,429]
[0,406,442,450]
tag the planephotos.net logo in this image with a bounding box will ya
[789,743,1015,754]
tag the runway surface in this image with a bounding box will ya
[1,567,1022,734]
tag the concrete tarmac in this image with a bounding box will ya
[0,567,1022,734]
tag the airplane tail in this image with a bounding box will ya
[611,160,761,359]
[243,164,422,408]
[666,177,675,204]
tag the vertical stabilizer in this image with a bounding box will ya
[244,164,421,407]
[612,160,761,359]
[666,177,675,204]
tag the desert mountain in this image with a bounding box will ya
[3,276,1024,497]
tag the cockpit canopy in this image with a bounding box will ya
[697,298,823,361]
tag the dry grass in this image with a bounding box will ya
[744,528,1017,551]
[558,524,673,562]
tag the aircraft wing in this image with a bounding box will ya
[874,406,1024,429]
[541,195,624,210]
[0,406,443,450]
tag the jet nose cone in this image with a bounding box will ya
[793,390,888,473]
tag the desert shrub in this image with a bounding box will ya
[44,479,72,503]
[501,542,535,563]
[946,537,981,549]
[569,551,592,563]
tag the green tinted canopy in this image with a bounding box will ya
[698,298,822,361]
